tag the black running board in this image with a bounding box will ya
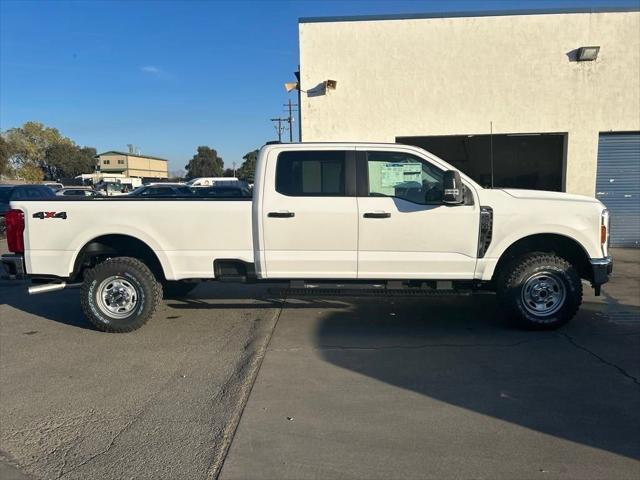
[268,287,471,297]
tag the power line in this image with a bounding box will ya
[283,99,298,142]
[270,117,288,142]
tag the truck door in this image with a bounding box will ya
[261,148,358,278]
[356,149,479,279]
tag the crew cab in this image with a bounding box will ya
[1,143,612,332]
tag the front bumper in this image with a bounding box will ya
[590,256,613,291]
[1,254,26,280]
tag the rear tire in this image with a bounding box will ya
[497,252,582,330]
[81,257,162,333]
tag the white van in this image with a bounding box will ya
[185,177,239,187]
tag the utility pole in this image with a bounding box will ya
[232,162,237,177]
[283,99,298,142]
[270,117,288,142]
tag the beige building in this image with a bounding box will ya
[298,7,640,246]
[96,151,169,179]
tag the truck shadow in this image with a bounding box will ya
[0,281,344,330]
[0,281,91,329]
[314,293,640,461]
[164,281,347,311]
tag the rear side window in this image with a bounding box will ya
[276,151,346,196]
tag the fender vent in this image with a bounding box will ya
[477,206,493,258]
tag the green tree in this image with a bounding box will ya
[0,121,97,180]
[45,144,97,179]
[17,163,44,182]
[0,136,11,176]
[222,168,235,177]
[3,121,73,168]
[237,149,258,183]
[184,146,223,179]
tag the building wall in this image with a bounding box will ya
[97,153,168,178]
[126,156,168,178]
[299,11,640,196]
[99,153,127,173]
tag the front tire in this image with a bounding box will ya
[497,252,582,330]
[81,257,162,332]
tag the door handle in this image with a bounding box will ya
[363,212,391,219]
[268,211,295,218]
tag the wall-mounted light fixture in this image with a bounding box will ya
[283,79,337,93]
[576,46,600,61]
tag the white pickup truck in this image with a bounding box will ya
[2,143,612,332]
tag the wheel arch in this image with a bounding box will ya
[71,234,169,282]
[491,233,593,283]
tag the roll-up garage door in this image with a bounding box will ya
[596,133,640,247]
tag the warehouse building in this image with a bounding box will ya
[96,150,168,179]
[298,7,640,246]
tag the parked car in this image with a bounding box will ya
[0,184,55,216]
[185,177,239,187]
[43,182,64,192]
[95,181,133,196]
[128,184,194,197]
[1,142,612,333]
[56,187,102,197]
[196,185,251,197]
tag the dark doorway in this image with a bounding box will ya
[397,133,566,191]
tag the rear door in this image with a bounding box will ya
[261,148,358,278]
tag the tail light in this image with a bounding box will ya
[5,209,25,253]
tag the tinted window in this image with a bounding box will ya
[276,151,346,196]
[367,152,444,205]
[14,186,54,199]
[210,187,247,196]
[145,187,175,196]
[173,186,193,195]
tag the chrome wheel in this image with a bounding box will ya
[96,276,138,318]
[521,272,566,318]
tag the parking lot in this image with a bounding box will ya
[1,248,639,479]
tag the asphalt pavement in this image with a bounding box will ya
[1,248,639,480]
[220,249,640,480]
[0,281,284,479]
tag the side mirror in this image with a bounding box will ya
[443,170,464,204]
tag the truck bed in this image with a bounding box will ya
[11,197,254,280]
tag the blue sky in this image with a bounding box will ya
[1,0,638,172]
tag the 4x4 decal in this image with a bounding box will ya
[33,211,67,220]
